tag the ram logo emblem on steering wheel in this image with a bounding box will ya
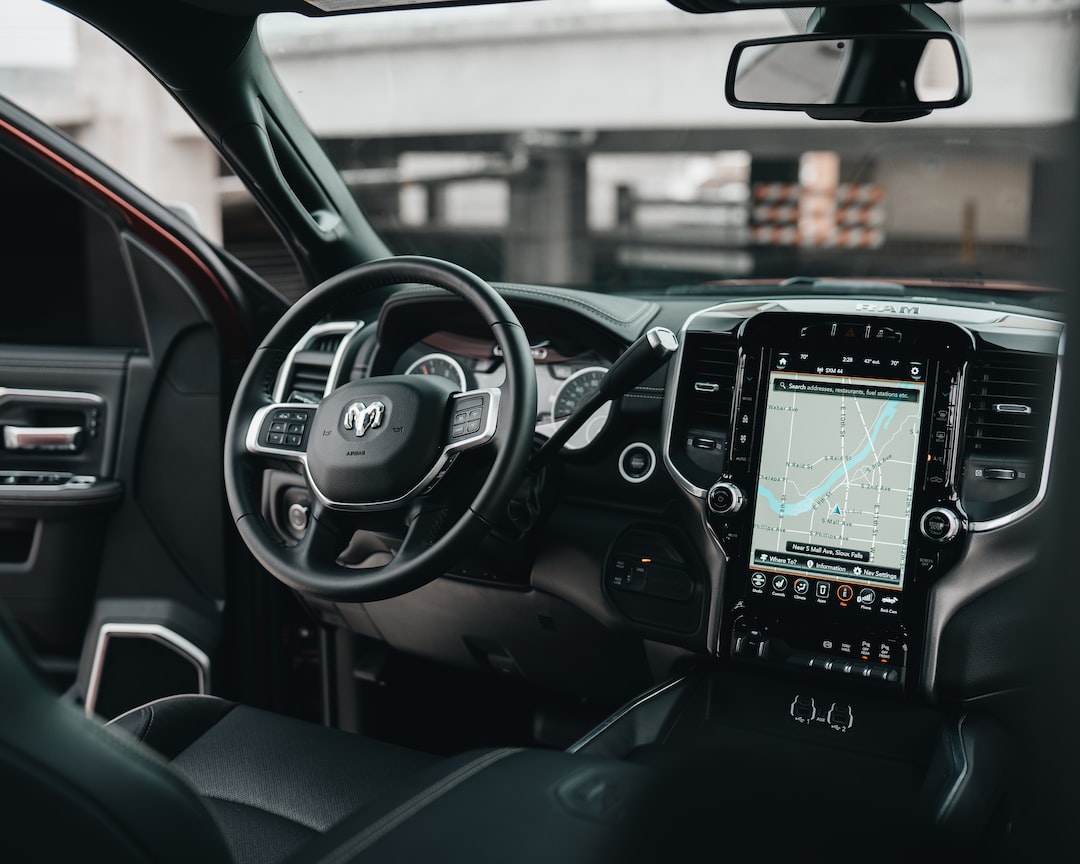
[343,401,385,437]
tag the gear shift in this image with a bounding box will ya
[528,326,679,472]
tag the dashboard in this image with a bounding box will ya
[268,286,1061,711]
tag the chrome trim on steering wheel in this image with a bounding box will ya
[245,388,501,512]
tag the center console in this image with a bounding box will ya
[666,309,974,693]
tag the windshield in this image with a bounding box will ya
[258,0,1079,296]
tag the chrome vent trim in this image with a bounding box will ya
[663,329,739,497]
[272,321,363,403]
[964,349,1055,459]
[966,342,1062,533]
[679,331,739,433]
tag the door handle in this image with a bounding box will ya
[3,425,83,452]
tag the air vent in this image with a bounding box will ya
[286,351,337,403]
[670,331,738,487]
[964,349,1056,459]
[682,333,739,430]
[310,333,347,354]
[273,321,361,403]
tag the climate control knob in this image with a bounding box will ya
[920,507,961,543]
[707,481,745,515]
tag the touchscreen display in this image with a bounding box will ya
[749,369,925,598]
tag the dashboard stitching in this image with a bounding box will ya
[493,283,656,327]
[391,283,655,329]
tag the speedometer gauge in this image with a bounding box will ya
[546,366,611,451]
[405,352,467,391]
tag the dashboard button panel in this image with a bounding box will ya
[603,527,704,634]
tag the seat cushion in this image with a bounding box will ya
[0,616,232,864]
[110,695,440,864]
[283,747,648,864]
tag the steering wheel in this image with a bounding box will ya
[224,256,537,602]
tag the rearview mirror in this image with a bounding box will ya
[726,32,971,121]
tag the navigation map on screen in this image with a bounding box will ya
[749,370,925,591]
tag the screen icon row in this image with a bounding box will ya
[751,572,895,610]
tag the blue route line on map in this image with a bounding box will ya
[757,396,905,517]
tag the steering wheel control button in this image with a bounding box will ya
[447,392,493,445]
[920,507,961,543]
[262,408,313,450]
[618,442,656,484]
[707,481,745,515]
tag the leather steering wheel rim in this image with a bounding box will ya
[224,256,537,602]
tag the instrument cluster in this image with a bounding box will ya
[395,331,612,451]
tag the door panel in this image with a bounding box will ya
[0,96,284,709]
[0,347,128,477]
[0,351,128,662]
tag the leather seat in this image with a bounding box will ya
[109,695,440,864]
[0,614,450,864]
[1,611,661,864]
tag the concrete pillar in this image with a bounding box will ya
[425,182,449,225]
[748,156,800,277]
[504,134,592,285]
[1025,156,1067,284]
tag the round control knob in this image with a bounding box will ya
[920,507,961,543]
[287,502,310,533]
[707,481,745,515]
